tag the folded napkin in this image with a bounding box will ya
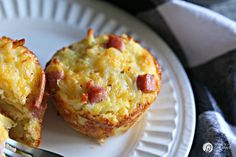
[105,0,236,156]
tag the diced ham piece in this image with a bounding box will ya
[86,81,107,104]
[106,35,125,51]
[46,70,64,93]
[137,74,156,93]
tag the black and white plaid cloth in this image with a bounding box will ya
[105,0,236,156]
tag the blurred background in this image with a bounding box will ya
[187,0,236,21]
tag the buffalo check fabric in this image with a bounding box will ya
[105,0,236,156]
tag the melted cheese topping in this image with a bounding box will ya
[47,34,160,123]
[0,37,41,108]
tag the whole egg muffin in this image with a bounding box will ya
[46,29,162,139]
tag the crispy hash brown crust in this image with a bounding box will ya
[46,29,162,139]
[0,36,47,147]
[54,92,153,139]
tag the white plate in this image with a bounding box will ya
[0,0,196,156]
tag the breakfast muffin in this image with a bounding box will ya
[0,113,15,156]
[0,37,46,147]
[46,29,161,139]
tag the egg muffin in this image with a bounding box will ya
[0,37,46,147]
[46,29,161,139]
[0,113,15,156]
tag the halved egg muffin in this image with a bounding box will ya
[0,37,46,147]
